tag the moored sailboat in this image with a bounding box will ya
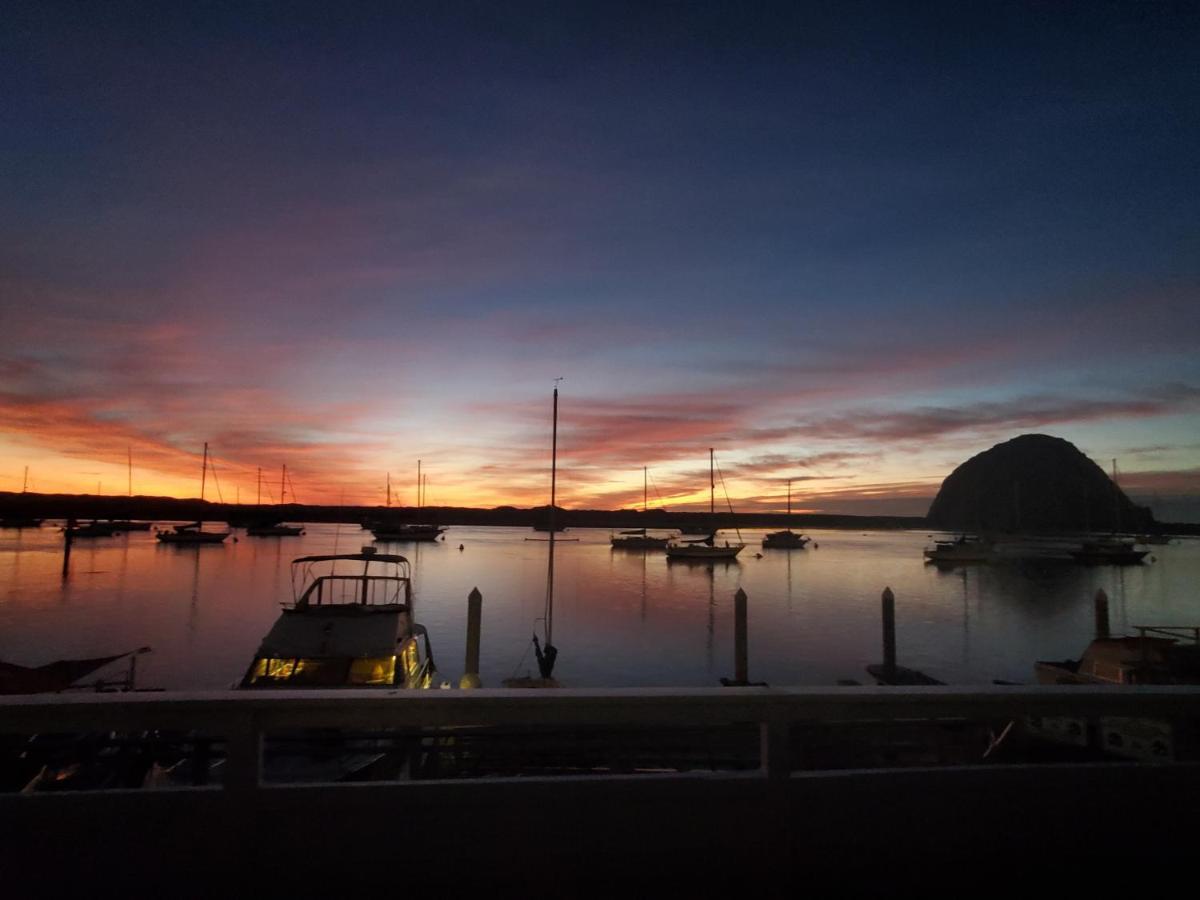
[505,382,564,687]
[761,479,810,549]
[156,443,230,544]
[1,468,44,528]
[611,467,670,550]
[372,462,445,542]
[245,464,305,536]
[665,449,744,561]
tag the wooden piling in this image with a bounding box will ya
[1094,588,1110,639]
[61,517,75,579]
[882,587,896,682]
[460,587,483,689]
[734,587,748,685]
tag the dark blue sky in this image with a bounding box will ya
[2,2,1198,516]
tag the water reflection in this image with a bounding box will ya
[0,524,1195,689]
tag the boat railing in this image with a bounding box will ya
[294,574,410,608]
[1135,626,1200,644]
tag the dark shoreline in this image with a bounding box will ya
[1,491,929,531]
[4,491,1197,534]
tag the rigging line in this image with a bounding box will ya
[714,459,743,544]
[207,458,226,504]
[286,468,301,506]
[647,471,667,508]
[508,619,544,678]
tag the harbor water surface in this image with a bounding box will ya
[1,524,1197,690]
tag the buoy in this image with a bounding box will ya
[459,544,464,551]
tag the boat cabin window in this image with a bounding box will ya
[347,656,396,685]
[247,656,397,686]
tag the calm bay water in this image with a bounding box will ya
[1,523,1197,690]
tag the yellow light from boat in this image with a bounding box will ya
[248,657,298,684]
[348,656,396,685]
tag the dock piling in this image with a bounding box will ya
[460,587,483,689]
[61,517,75,579]
[734,587,748,684]
[882,587,896,682]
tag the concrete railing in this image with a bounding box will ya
[3,684,1198,792]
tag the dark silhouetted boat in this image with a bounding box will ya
[1069,537,1148,565]
[506,382,564,688]
[155,443,229,544]
[64,521,119,538]
[924,534,994,564]
[762,479,810,549]
[0,517,43,529]
[245,465,306,538]
[666,449,744,561]
[2,468,44,528]
[246,522,305,536]
[612,468,670,549]
[373,523,444,542]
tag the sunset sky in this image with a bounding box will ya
[2,3,1198,519]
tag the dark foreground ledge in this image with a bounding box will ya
[2,687,1197,896]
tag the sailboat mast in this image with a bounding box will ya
[127,448,132,497]
[386,472,390,508]
[1112,458,1120,533]
[417,459,421,511]
[22,466,28,494]
[280,464,286,505]
[644,466,648,513]
[787,478,792,519]
[709,448,715,516]
[257,467,262,506]
[200,443,208,503]
[546,383,560,645]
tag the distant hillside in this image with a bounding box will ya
[927,434,1153,533]
[0,492,925,531]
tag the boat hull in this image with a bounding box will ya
[762,531,809,549]
[156,531,230,544]
[611,536,669,550]
[372,529,444,542]
[665,544,744,560]
[246,525,305,536]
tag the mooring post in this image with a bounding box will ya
[882,587,896,682]
[1094,588,1110,639]
[61,517,75,579]
[460,586,483,689]
[734,587,748,684]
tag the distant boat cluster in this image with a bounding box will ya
[923,532,1164,566]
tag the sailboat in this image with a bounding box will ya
[373,461,445,542]
[504,382,563,688]
[105,449,153,531]
[156,443,230,544]
[1070,460,1147,565]
[0,467,43,528]
[246,464,305,536]
[665,449,745,560]
[761,479,810,549]
[611,467,670,550]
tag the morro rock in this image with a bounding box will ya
[927,434,1151,533]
